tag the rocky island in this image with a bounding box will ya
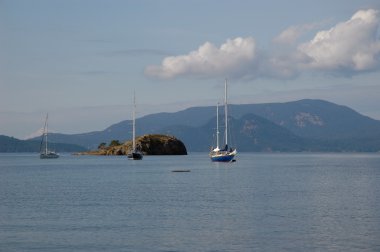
[81,134,187,156]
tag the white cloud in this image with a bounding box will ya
[274,23,320,45]
[298,9,380,72]
[145,37,257,79]
[145,9,380,80]
[264,51,308,79]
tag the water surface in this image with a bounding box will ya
[1,153,379,251]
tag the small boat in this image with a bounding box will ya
[40,114,59,159]
[128,151,143,160]
[128,91,143,160]
[209,79,237,162]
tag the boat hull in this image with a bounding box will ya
[40,152,59,159]
[210,151,236,162]
[128,152,143,160]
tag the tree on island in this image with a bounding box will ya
[98,142,107,150]
[109,140,121,147]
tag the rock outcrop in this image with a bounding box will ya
[82,134,187,155]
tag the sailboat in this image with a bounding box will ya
[209,79,237,162]
[128,91,143,160]
[40,114,59,159]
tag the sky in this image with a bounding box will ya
[1,0,380,139]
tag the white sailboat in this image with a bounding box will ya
[40,114,59,159]
[128,91,143,160]
[209,79,237,162]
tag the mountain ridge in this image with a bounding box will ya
[0,135,87,153]
[6,99,380,152]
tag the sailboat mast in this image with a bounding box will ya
[132,91,136,152]
[45,114,48,154]
[216,103,219,149]
[224,79,228,147]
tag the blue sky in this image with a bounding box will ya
[1,0,380,139]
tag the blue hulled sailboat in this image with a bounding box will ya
[209,79,237,162]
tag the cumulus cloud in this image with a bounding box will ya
[145,37,257,79]
[298,9,380,72]
[145,9,380,80]
[274,23,321,45]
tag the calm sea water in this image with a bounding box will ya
[0,153,379,252]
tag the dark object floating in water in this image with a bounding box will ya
[172,169,191,172]
[232,159,236,162]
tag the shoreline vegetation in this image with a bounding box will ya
[76,134,187,156]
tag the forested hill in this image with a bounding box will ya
[9,99,380,152]
[0,135,87,153]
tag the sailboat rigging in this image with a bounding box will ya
[40,114,59,159]
[209,79,237,162]
[128,91,143,160]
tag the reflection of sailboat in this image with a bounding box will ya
[128,91,143,160]
[40,114,59,159]
[209,79,237,162]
